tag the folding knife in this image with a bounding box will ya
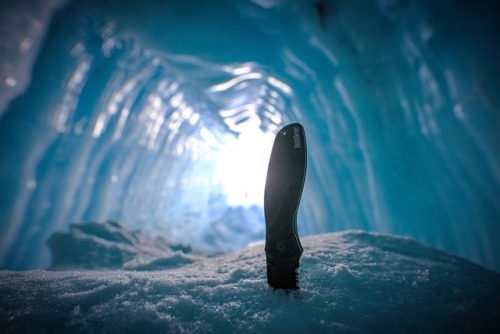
[264,123,307,290]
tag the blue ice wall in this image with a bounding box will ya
[0,0,499,271]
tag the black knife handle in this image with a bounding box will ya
[264,123,307,290]
[266,255,300,290]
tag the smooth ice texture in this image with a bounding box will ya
[0,0,499,272]
[1,227,500,333]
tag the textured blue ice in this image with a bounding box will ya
[0,0,499,272]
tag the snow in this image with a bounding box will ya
[1,222,499,333]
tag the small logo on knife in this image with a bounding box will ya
[293,127,302,149]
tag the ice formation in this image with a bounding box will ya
[0,0,499,276]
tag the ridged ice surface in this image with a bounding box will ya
[0,0,499,271]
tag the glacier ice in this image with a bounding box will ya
[47,220,199,270]
[0,0,499,272]
[1,1,498,330]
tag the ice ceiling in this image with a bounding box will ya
[0,0,499,271]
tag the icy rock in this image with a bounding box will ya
[47,220,198,270]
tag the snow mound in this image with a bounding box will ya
[1,228,499,333]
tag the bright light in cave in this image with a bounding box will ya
[215,127,274,207]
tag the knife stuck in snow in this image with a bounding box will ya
[264,123,307,290]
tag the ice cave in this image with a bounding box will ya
[0,0,499,332]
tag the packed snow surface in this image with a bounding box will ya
[1,223,499,333]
